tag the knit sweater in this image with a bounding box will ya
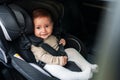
[31,35,64,65]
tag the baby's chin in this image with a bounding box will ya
[40,35,49,39]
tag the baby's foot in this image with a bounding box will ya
[91,64,98,73]
[81,67,93,80]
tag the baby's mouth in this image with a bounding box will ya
[41,34,49,38]
[41,34,48,36]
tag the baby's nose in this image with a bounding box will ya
[41,27,47,32]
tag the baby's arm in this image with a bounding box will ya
[31,45,67,66]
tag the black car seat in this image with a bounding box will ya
[0,0,87,80]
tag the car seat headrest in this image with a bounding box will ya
[8,4,33,35]
[0,5,21,41]
[31,0,64,25]
[14,0,64,26]
[0,4,33,41]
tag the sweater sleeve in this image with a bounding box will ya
[31,45,63,65]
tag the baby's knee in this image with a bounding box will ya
[65,48,77,56]
[65,48,76,52]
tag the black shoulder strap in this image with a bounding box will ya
[29,35,67,56]
[57,44,67,56]
[29,35,43,46]
[16,34,36,63]
[40,43,59,56]
[39,42,67,56]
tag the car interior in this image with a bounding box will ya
[1,0,119,80]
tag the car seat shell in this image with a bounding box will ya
[0,1,88,80]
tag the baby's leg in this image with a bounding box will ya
[65,48,98,72]
[44,64,92,80]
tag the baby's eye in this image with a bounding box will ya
[36,26,41,29]
[45,25,49,28]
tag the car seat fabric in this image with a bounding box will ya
[14,35,36,63]
[8,4,34,35]
[11,54,57,80]
[8,4,36,63]
[0,5,18,67]
[0,5,21,41]
[0,39,8,64]
[0,4,34,41]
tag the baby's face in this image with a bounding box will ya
[34,16,53,39]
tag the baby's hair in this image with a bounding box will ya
[32,8,53,23]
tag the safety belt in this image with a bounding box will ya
[29,35,67,56]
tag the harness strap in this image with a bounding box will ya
[29,35,67,56]
[58,44,67,56]
[40,43,59,56]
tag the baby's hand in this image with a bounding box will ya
[60,56,68,66]
[59,38,66,46]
